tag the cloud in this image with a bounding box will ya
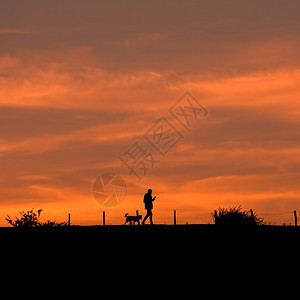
[2,45,300,114]
[0,49,181,109]
[17,175,52,181]
[0,106,136,140]
[0,120,143,156]
[0,28,30,34]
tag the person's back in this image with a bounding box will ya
[144,192,153,209]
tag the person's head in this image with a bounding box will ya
[147,189,152,194]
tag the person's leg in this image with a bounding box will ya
[149,210,153,224]
[142,211,149,224]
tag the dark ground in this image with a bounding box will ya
[1,224,299,233]
[2,224,298,261]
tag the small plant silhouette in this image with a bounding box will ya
[6,209,68,227]
[213,206,263,226]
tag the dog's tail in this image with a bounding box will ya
[125,213,128,217]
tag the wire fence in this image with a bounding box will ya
[258,212,296,226]
[66,210,297,227]
[0,210,297,227]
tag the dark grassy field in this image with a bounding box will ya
[1,224,299,234]
[2,224,298,259]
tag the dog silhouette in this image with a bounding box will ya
[124,213,142,225]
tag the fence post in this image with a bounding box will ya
[68,213,71,226]
[293,210,297,227]
[173,210,176,225]
[136,210,140,225]
[250,209,255,223]
[103,211,106,226]
[214,210,218,224]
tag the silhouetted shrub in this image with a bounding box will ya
[6,209,68,227]
[212,206,263,226]
[38,220,68,227]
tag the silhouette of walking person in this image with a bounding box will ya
[142,189,156,225]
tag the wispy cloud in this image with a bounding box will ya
[0,28,30,34]
[17,174,52,181]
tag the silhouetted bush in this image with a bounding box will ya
[213,206,263,226]
[38,220,68,227]
[6,209,68,227]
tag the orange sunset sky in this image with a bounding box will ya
[1,0,300,224]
